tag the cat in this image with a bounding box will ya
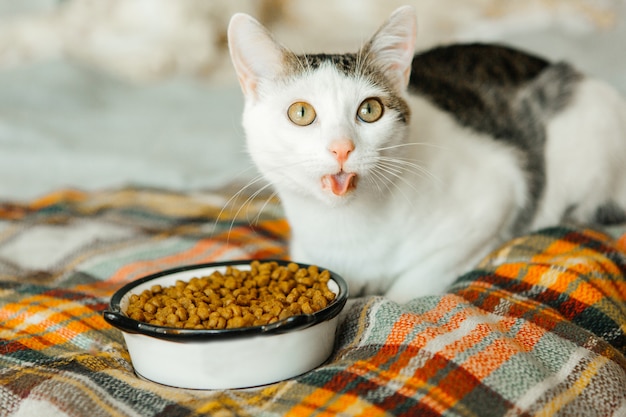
[227,6,626,303]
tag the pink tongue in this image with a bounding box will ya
[322,172,357,196]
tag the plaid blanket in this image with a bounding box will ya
[0,187,625,417]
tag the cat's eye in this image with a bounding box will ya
[287,101,316,126]
[357,98,384,123]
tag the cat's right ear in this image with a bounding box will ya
[363,6,417,92]
[228,13,286,99]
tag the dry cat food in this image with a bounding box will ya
[125,261,336,330]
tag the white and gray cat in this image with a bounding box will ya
[227,6,626,303]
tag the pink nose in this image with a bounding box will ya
[329,138,355,164]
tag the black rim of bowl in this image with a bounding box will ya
[103,260,348,341]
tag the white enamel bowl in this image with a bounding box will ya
[103,260,348,390]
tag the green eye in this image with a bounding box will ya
[357,98,384,123]
[287,101,316,126]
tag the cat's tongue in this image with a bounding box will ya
[322,171,357,196]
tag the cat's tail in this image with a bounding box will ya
[515,61,582,123]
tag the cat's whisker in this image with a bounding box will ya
[375,161,404,177]
[355,41,376,77]
[212,174,270,240]
[366,168,395,196]
[225,180,277,241]
[369,165,416,207]
[373,156,433,194]
[376,156,442,185]
[373,162,417,191]
[253,189,280,226]
[295,52,316,76]
[240,182,277,224]
[376,153,439,176]
[364,154,431,180]
[376,142,447,152]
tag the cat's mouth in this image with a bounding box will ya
[321,171,357,196]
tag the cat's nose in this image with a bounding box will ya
[329,138,355,165]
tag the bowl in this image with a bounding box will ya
[103,260,348,389]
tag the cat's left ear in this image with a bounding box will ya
[228,13,286,99]
[363,6,417,92]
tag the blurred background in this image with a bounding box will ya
[0,0,624,201]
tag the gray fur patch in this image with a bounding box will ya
[408,43,582,234]
[511,62,581,232]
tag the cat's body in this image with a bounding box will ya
[228,6,626,302]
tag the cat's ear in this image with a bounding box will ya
[363,6,417,92]
[228,13,286,99]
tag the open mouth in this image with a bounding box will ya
[321,171,357,196]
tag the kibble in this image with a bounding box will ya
[125,261,336,330]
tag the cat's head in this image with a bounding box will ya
[228,6,417,206]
